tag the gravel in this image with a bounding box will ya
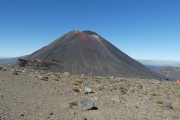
[0,66,180,120]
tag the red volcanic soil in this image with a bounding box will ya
[78,32,92,40]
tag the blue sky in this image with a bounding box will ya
[0,0,180,60]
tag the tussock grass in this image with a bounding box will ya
[157,101,163,104]
[151,93,158,96]
[93,78,101,83]
[73,88,80,92]
[76,79,84,84]
[78,77,84,79]
[52,73,60,77]
[120,87,126,94]
[40,71,45,74]
[110,80,119,84]
[29,69,35,72]
[95,79,101,83]
[113,87,118,90]
[138,85,143,89]
[120,79,127,82]
[69,82,79,85]
[173,116,179,119]
[16,70,22,73]
[156,101,174,109]
[68,101,77,106]
[53,78,60,81]
[10,66,15,68]
[40,78,48,81]
[72,75,78,78]
[175,94,180,98]
[156,86,161,90]
[166,105,174,109]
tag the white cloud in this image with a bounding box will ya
[137,59,180,67]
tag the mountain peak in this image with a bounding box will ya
[23,30,163,79]
[82,30,99,36]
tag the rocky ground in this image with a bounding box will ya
[0,66,180,120]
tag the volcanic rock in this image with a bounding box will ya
[78,98,94,110]
[85,86,93,93]
[2,67,7,71]
[22,30,163,78]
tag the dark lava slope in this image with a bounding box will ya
[24,30,163,78]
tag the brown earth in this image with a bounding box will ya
[0,66,180,120]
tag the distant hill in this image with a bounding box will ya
[0,55,28,65]
[155,66,180,80]
[137,60,180,70]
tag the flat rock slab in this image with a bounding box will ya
[78,98,94,110]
